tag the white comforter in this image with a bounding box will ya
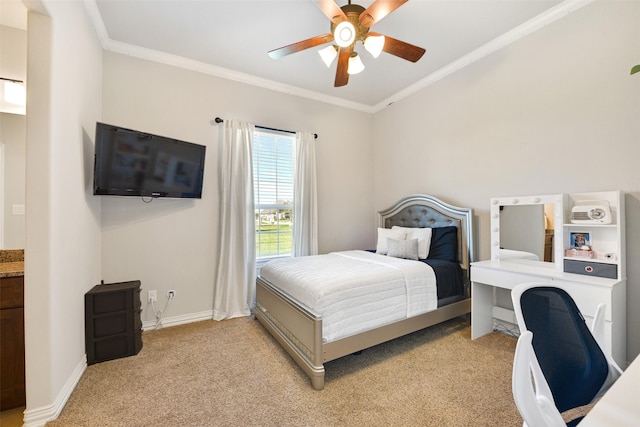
[259,250,437,342]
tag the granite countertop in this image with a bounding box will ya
[0,249,25,278]
[0,261,24,278]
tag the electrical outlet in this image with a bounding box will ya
[148,290,157,303]
[167,290,176,299]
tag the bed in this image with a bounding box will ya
[254,194,475,390]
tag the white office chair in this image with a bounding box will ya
[511,282,622,427]
[513,330,567,427]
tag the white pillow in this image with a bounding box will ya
[392,226,432,259]
[376,228,406,254]
[387,238,419,260]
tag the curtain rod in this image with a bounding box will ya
[0,77,24,83]
[214,117,317,139]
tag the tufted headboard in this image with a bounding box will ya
[378,194,475,279]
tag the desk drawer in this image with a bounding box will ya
[564,260,617,279]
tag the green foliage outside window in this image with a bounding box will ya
[255,208,293,258]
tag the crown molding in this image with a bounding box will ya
[372,0,594,112]
[83,0,108,47]
[84,0,591,115]
[104,38,376,114]
[82,0,373,113]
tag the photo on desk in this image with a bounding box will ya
[570,232,591,248]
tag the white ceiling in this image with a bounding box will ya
[4,1,589,112]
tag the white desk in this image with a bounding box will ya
[470,259,627,367]
[578,355,640,426]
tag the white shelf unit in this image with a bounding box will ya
[563,191,625,280]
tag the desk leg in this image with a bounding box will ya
[471,281,494,339]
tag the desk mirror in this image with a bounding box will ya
[490,194,563,268]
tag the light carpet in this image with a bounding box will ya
[47,316,522,426]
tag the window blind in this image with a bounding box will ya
[253,130,295,258]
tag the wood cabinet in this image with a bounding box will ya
[85,280,143,365]
[543,230,554,262]
[0,275,26,410]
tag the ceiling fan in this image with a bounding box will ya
[268,0,426,87]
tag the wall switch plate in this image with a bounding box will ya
[12,204,25,215]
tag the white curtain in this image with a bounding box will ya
[293,131,318,256]
[213,120,256,320]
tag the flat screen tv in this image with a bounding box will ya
[93,122,206,199]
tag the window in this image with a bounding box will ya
[253,130,295,259]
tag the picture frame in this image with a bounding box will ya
[570,232,591,248]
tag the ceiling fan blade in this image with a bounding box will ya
[316,0,347,25]
[359,0,408,27]
[334,47,351,87]
[268,34,334,59]
[369,31,425,62]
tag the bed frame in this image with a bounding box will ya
[254,194,475,390]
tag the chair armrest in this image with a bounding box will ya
[590,304,623,379]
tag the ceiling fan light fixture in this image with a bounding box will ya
[267,1,423,87]
[318,45,338,67]
[347,53,365,75]
[364,35,385,58]
[334,21,356,48]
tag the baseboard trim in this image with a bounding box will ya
[142,309,213,331]
[23,355,87,427]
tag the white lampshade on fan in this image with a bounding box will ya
[334,21,356,48]
[364,35,385,58]
[347,53,365,75]
[318,45,338,67]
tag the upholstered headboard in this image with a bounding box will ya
[378,194,475,278]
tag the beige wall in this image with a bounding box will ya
[24,0,103,419]
[100,52,375,325]
[0,25,27,249]
[0,113,26,248]
[0,25,27,78]
[372,1,640,362]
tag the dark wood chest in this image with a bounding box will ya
[85,280,143,365]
